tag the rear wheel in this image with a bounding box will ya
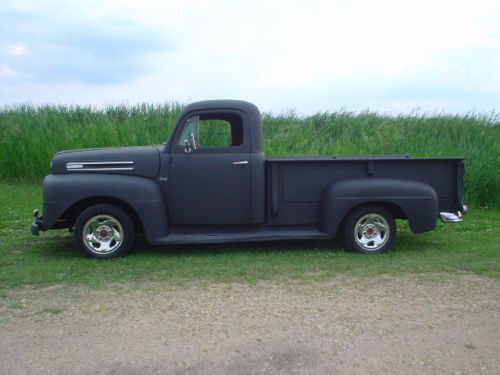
[342,205,396,254]
[74,204,135,258]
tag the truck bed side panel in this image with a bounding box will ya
[266,158,463,226]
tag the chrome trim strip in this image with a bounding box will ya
[68,167,135,171]
[66,161,135,171]
[67,164,84,169]
[67,161,134,166]
[440,211,463,223]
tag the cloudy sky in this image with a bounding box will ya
[1,0,499,113]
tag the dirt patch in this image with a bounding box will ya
[0,274,498,375]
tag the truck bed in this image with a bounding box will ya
[266,156,464,226]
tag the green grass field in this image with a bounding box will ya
[0,182,499,291]
[0,104,499,207]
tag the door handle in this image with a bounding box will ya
[232,161,249,165]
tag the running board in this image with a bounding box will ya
[153,229,330,245]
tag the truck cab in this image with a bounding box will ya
[32,100,467,258]
[163,100,266,225]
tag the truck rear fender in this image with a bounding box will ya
[320,179,438,236]
[42,174,168,242]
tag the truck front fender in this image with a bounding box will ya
[42,174,168,242]
[320,178,438,237]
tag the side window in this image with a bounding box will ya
[199,119,232,147]
[178,113,244,148]
[178,116,199,146]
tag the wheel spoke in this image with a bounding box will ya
[372,233,383,246]
[87,221,97,232]
[374,221,387,232]
[358,236,370,245]
[86,233,96,243]
[366,214,376,222]
[100,219,116,227]
[99,240,112,252]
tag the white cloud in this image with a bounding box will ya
[7,44,28,56]
[0,65,17,77]
[1,0,499,113]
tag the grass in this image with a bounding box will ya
[0,104,499,207]
[0,182,499,290]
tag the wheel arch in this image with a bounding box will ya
[320,178,438,237]
[61,196,145,234]
[337,201,406,232]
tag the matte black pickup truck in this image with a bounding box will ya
[31,100,467,258]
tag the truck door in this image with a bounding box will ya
[169,110,252,224]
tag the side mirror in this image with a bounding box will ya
[184,132,198,153]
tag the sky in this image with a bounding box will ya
[1,0,499,114]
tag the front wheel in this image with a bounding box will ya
[74,204,135,258]
[342,205,396,254]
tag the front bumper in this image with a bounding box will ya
[439,205,468,223]
[31,217,45,235]
[31,209,46,235]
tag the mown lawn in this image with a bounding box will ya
[0,182,499,291]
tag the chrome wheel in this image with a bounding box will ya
[354,213,390,251]
[82,215,124,254]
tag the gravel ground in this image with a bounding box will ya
[0,274,498,375]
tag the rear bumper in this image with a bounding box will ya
[439,205,467,223]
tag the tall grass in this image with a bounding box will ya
[0,104,498,207]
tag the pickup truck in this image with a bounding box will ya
[31,100,467,258]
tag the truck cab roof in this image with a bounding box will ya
[174,100,264,153]
[180,99,261,116]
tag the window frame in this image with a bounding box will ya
[172,109,249,154]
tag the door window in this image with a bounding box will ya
[199,119,233,146]
[178,113,244,149]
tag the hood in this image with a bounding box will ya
[51,145,161,178]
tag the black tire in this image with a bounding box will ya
[341,205,396,254]
[74,204,135,259]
